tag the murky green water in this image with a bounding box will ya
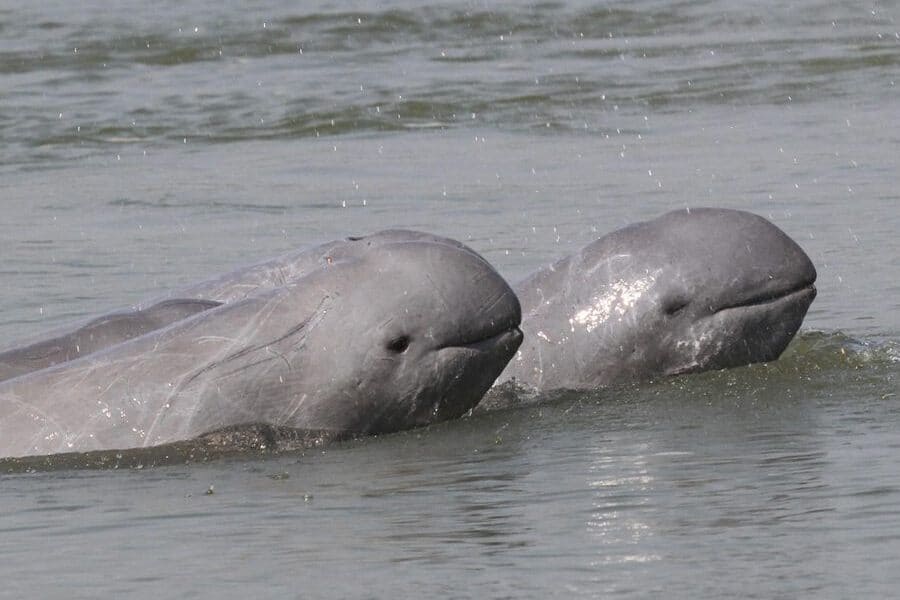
[1,1,898,597]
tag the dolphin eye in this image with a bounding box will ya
[662,297,689,317]
[386,335,411,354]
[347,236,364,241]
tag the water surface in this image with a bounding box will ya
[1,1,898,598]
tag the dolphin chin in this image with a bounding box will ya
[690,283,818,373]
[398,328,524,430]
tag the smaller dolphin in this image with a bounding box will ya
[0,234,522,458]
[499,208,817,391]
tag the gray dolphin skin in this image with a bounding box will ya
[499,208,817,391]
[0,230,478,383]
[0,299,221,382]
[0,233,522,458]
[162,229,479,304]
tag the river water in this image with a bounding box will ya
[1,1,898,598]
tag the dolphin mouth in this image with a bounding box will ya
[420,327,523,426]
[714,281,817,313]
[444,326,524,352]
[667,281,816,378]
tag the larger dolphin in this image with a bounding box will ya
[499,208,817,391]
[0,233,522,458]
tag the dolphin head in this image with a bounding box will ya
[278,234,523,434]
[517,208,816,388]
[634,208,816,376]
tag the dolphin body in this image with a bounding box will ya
[499,208,817,391]
[0,232,522,458]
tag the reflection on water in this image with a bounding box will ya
[587,442,660,567]
[0,347,897,597]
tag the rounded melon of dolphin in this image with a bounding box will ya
[0,235,522,458]
[169,229,479,304]
[500,208,817,391]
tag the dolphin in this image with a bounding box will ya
[499,208,817,391]
[0,234,522,458]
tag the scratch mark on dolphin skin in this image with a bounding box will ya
[425,272,450,315]
[480,290,507,318]
[212,354,289,382]
[278,392,308,426]
[175,297,293,390]
[569,273,657,333]
[146,294,332,445]
[195,336,242,345]
[2,391,69,455]
[265,345,293,372]
[145,299,280,444]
